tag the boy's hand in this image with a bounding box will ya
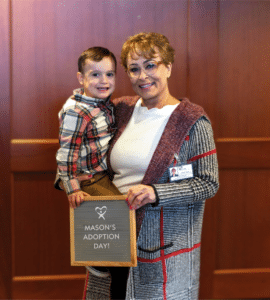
[68,191,89,208]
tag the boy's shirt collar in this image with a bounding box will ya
[72,88,111,106]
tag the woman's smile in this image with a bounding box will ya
[139,82,155,89]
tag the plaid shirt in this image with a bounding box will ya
[56,88,115,195]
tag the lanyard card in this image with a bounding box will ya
[169,163,194,182]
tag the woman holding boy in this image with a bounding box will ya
[107,32,219,299]
[56,32,219,300]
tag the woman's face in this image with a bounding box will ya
[126,50,172,106]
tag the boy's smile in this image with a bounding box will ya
[77,57,116,99]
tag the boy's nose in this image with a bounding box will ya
[100,74,108,83]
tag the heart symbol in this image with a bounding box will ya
[95,206,107,220]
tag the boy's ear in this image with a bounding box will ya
[77,72,84,85]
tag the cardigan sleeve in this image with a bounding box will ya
[151,117,219,206]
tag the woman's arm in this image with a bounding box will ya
[151,117,219,206]
[126,118,219,209]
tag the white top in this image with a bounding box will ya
[111,99,179,194]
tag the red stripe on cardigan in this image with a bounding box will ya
[188,149,216,163]
[160,208,167,300]
[82,270,90,300]
[137,242,201,263]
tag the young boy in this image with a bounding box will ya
[55,47,129,300]
[55,47,121,209]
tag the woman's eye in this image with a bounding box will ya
[129,67,139,74]
[145,63,156,70]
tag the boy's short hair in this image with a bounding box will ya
[78,47,117,74]
[120,32,175,71]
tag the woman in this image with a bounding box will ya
[106,32,219,299]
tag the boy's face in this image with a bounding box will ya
[77,57,116,99]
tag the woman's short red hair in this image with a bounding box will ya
[121,32,175,70]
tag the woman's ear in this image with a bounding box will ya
[166,63,172,79]
[77,72,84,85]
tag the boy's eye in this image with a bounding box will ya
[91,73,100,77]
[107,72,115,77]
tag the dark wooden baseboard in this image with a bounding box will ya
[213,268,270,298]
[12,274,86,299]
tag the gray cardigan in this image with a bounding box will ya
[107,96,219,300]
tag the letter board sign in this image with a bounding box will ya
[70,195,137,267]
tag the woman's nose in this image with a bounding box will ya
[138,68,148,79]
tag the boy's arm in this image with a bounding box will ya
[55,167,89,208]
[56,108,89,196]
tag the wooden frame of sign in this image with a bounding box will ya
[70,195,137,267]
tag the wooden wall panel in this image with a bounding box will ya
[10,138,270,171]
[213,269,270,298]
[211,1,270,297]
[218,1,270,138]
[188,4,220,296]
[11,140,58,172]
[11,0,188,139]
[12,275,85,299]
[12,172,84,276]
[0,0,11,299]
[216,169,270,270]
[188,0,219,127]
[216,138,270,169]
[12,0,79,139]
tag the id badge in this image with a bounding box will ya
[169,164,193,182]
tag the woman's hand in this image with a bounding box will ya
[68,191,89,209]
[126,185,156,210]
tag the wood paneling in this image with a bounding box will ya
[11,0,188,139]
[211,2,270,297]
[12,172,85,276]
[213,269,270,298]
[216,138,270,169]
[215,169,270,270]
[12,0,78,139]
[0,0,11,298]
[218,1,270,138]
[188,0,219,126]
[11,139,270,171]
[11,140,58,172]
[188,4,220,294]
[12,275,85,299]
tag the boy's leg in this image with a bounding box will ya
[83,267,129,300]
[83,267,111,300]
[81,174,128,299]
[80,172,122,196]
[108,267,130,300]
